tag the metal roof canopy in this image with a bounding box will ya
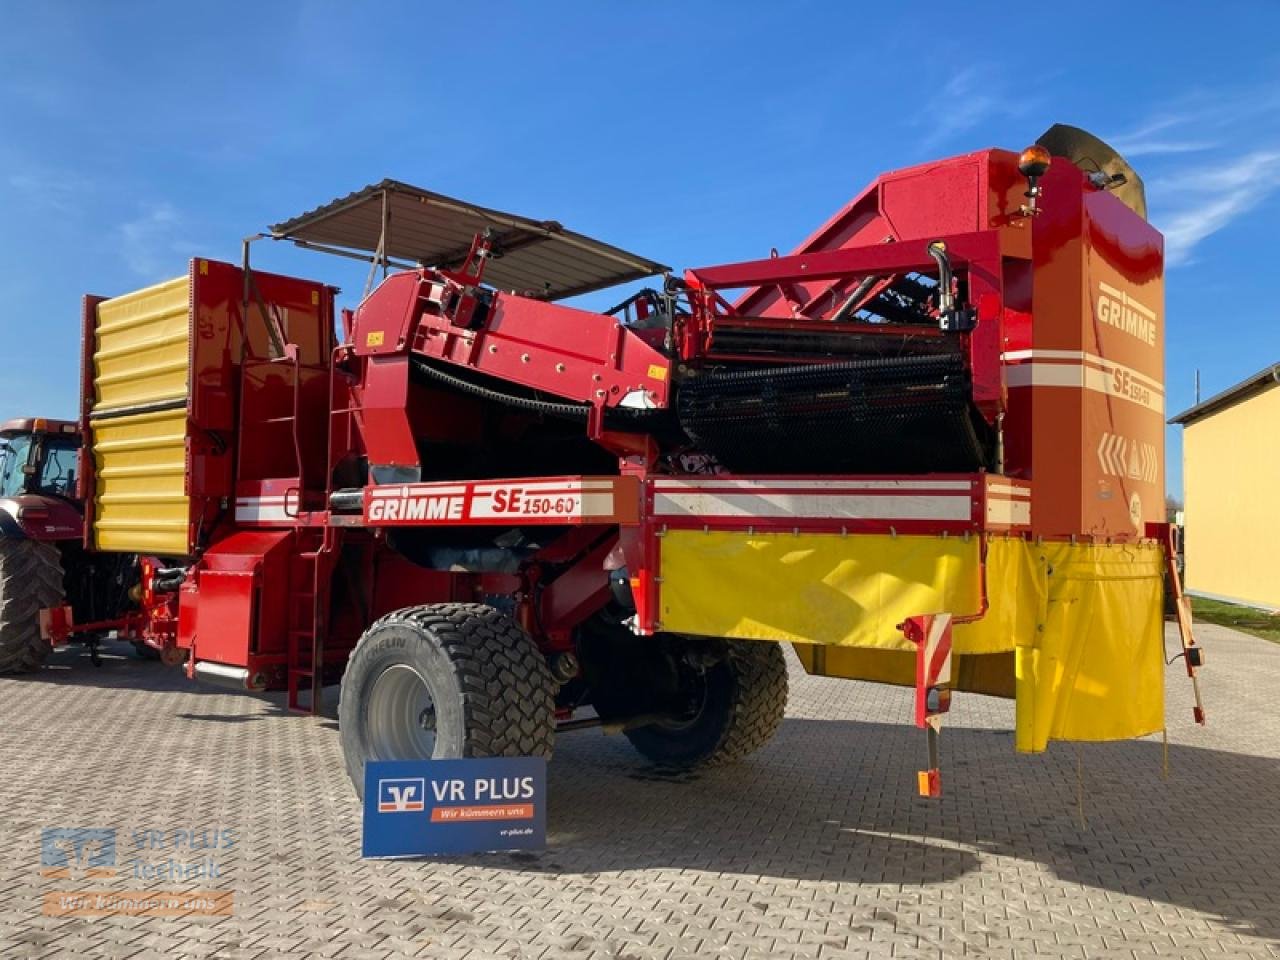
[1169,362,1280,426]
[268,179,669,301]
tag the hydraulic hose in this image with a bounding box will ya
[411,358,590,420]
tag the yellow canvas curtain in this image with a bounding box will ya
[658,531,1164,752]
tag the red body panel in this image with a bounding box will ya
[178,528,293,669]
[348,271,671,440]
[1005,162,1165,537]
[0,495,82,541]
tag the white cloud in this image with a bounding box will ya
[915,67,1033,150]
[118,203,191,278]
[1156,151,1280,266]
[1111,92,1280,267]
[1108,115,1216,158]
[7,169,93,213]
[1114,139,1216,158]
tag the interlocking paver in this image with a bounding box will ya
[0,623,1277,958]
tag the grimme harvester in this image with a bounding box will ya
[35,124,1202,796]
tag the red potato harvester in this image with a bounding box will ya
[28,124,1201,797]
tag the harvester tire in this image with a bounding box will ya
[339,603,556,798]
[0,539,64,674]
[625,638,787,768]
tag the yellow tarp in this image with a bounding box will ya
[658,531,1164,752]
[1015,542,1165,751]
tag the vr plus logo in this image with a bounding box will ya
[377,778,426,813]
[40,828,117,876]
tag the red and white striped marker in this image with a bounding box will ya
[900,613,954,798]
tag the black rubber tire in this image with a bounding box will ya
[0,539,65,675]
[338,603,556,798]
[625,639,787,768]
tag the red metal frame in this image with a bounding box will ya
[1148,521,1206,725]
[353,270,673,405]
[901,613,954,798]
[684,228,1013,425]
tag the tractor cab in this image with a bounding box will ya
[0,418,83,540]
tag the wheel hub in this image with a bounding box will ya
[366,664,438,759]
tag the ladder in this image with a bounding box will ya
[287,528,336,714]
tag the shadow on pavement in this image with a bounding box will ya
[23,639,344,719]
[13,641,1280,942]
[489,718,1280,942]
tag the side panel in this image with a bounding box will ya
[1081,189,1165,537]
[93,276,189,411]
[90,408,190,553]
[191,570,258,666]
[656,531,1038,653]
[87,259,335,554]
[1013,166,1165,538]
[220,262,335,494]
[182,528,294,667]
[89,275,191,554]
[1018,164,1086,537]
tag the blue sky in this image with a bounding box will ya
[2,1,1276,496]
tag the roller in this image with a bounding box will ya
[676,353,993,474]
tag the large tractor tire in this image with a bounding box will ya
[338,603,556,798]
[0,539,64,675]
[624,638,787,768]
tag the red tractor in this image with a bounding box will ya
[0,418,136,671]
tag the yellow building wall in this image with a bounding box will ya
[1183,383,1280,610]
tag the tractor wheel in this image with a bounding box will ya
[0,539,65,675]
[625,638,787,768]
[338,603,556,798]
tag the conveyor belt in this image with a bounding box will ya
[676,353,992,474]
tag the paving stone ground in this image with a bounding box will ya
[0,622,1277,959]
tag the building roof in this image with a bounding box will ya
[1169,362,1280,425]
[269,179,669,301]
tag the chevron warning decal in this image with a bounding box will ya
[1096,431,1158,483]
